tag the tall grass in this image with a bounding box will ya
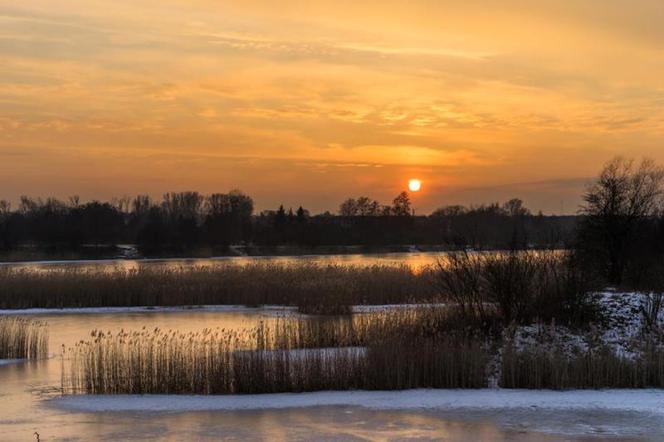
[501,344,664,389]
[0,316,48,359]
[62,303,664,393]
[0,263,435,312]
[63,309,489,394]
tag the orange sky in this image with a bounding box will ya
[1,0,663,214]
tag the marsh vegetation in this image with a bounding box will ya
[62,298,664,394]
[63,309,488,394]
[59,247,664,394]
[501,344,664,389]
[11,157,664,397]
[0,263,435,313]
[0,316,48,360]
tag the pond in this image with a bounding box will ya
[1,308,660,441]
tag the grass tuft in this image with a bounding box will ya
[500,344,664,389]
[0,316,49,359]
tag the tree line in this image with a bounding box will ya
[1,156,661,291]
[0,189,574,255]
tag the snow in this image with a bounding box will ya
[596,290,659,358]
[51,389,664,414]
[352,303,446,313]
[506,290,664,361]
[0,359,25,366]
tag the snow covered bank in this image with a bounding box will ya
[352,303,446,313]
[508,290,663,359]
[51,389,664,414]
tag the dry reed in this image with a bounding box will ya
[63,308,489,394]
[0,263,435,312]
[0,316,48,359]
[501,344,664,389]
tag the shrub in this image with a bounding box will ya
[435,251,600,327]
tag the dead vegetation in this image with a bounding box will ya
[0,316,48,360]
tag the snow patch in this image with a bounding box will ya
[51,389,664,414]
[0,359,26,366]
[507,291,664,360]
[352,303,446,313]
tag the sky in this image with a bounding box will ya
[1,1,663,214]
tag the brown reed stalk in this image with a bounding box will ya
[63,308,490,395]
[0,263,436,310]
[500,343,664,389]
[0,316,49,359]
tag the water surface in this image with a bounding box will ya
[0,251,449,273]
[0,309,660,441]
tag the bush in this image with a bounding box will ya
[435,251,600,327]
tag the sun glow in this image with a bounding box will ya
[408,179,422,192]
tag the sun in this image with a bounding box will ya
[408,179,422,192]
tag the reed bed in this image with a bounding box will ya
[0,263,436,312]
[501,344,664,389]
[63,308,489,394]
[63,304,664,393]
[0,316,48,359]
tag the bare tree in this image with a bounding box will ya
[113,195,132,214]
[132,195,153,215]
[0,200,10,218]
[503,198,530,217]
[579,157,664,285]
[162,192,204,221]
[339,196,382,216]
[391,191,412,216]
[339,198,357,216]
[431,205,467,217]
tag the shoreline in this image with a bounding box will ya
[0,245,447,265]
[0,246,567,267]
[50,389,664,414]
[0,303,445,316]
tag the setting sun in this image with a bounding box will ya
[408,179,422,192]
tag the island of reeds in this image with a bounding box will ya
[63,310,488,394]
[0,263,435,314]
